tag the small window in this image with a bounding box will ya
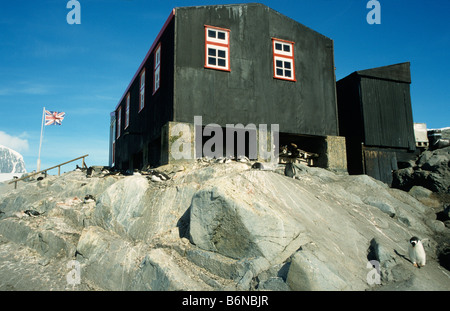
[153,43,161,94]
[117,107,122,138]
[139,69,145,111]
[125,93,130,129]
[205,25,230,71]
[272,38,296,81]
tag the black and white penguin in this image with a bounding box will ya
[148,170,170,182]
[237,155,250,163]
[24,210,42,217]
[84,194,96,203]
[86,167,94,178]
[215,157,232,164]
[408,236,426,268]
[101,167,110,175]
[76,165,86,172]
[251,162,265,170]
[284,162,297,178]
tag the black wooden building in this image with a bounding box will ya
[110,3,341,170]
[336,62,417,185]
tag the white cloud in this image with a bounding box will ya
[0,131,29,153]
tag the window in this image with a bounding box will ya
[272,38,296,81]
[125,93,130,129]
[205,25,230,71]
[153,43,161,94]
[139,69,145,111]
[117,106,122,138]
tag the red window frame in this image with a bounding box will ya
[204,25,230,72]
[153,43,161,95]
[139,69,145,112]
[272,38,296,82]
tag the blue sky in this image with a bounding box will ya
[0,0,449,172]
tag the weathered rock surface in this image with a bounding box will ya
[0,161,449,291]
[393,146,450,194]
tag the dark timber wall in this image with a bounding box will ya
[114,17,175,169]
[112,4,341,170]
[336,62,416,184]
[173,4,338,136]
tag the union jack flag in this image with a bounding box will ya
[45,110,65,126]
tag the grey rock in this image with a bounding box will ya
[258,277,290,291]
[363,196,396,217]
[286,243,349,291]
[188,185,306,264]
[0,160,449,291]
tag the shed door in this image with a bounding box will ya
[363,150,398,186]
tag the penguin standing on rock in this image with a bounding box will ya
[86,167,94,178]
[84,195,96,203]
[148,170,170,183]
[251,162,264,170]
[408,236,426,268]
[24,210,43,217]
[284,162,297,178]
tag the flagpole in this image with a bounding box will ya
[37,107,45,172]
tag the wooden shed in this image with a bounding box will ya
[336,62,417,185]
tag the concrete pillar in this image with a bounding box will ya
[318,135,347,172]
[161,121,196,165]
[256,126,279,163]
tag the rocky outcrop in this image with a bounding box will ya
[393,146,450,194]
[0,161,449,291]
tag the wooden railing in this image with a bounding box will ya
[8,154,89,189]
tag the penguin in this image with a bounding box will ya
[214,157,226,163]
[251,162,265,170]
[150,175,163,182]
[408,236,426,268]
[147,170,169,183]
[237,155,250,163]
[284,162,297,178]
[86,167,94,178]
[280,145,291,156]
[24,210,42,217]
[151,170,170,181]
[101,167,110,175]
[76,165,87,172]
[215,157,232,164]
[84,194,96,204]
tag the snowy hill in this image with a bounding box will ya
[0,145,27,182]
